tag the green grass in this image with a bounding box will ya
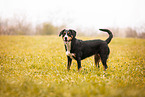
[0,36,145,97]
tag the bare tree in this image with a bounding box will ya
[126,27,137,38]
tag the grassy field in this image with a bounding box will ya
[0,36,145,97]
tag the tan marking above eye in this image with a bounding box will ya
[68,32,69,34]
[64,32,66,34]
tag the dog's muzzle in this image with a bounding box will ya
[64,37,67,42]
[64,37,71,43]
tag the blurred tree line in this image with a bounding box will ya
[35,23,60,35]
[108,27,145,38]
[0,16,145,38]
[0,16,32,35]
[0,16,63,35]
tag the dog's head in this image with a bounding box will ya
[59,29,76,43]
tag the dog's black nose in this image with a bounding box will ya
[65,37,67,41]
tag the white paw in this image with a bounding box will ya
[66,51,70,56]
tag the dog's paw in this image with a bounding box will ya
[66,51,70,56]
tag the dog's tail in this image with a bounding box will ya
[99,29,113,44]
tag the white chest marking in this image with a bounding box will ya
[64,42,75,59]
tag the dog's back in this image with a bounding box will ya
[71,39,108,60]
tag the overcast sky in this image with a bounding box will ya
[0,0,145,30]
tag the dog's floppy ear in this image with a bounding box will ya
[59,29,65,37]
[69,29,76,38]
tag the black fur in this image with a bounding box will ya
[59,29,113,71]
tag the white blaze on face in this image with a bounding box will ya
[64,33,68,41]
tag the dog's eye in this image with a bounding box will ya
[64,32,66,34]
[68,32,71,35]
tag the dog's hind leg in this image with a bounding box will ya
[101,58,108,70]
[99,46,110,70]
[67,56,72,71]
[94,54,100,68]
[100,54,108,70]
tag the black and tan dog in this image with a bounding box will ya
[59,29,113,71]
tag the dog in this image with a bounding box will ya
[59,29,113,71]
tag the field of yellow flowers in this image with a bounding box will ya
[0,36,145,97]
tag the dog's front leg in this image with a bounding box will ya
[67,56,72,71]
[77,57,82,72]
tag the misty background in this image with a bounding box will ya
[0,0,145,38]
